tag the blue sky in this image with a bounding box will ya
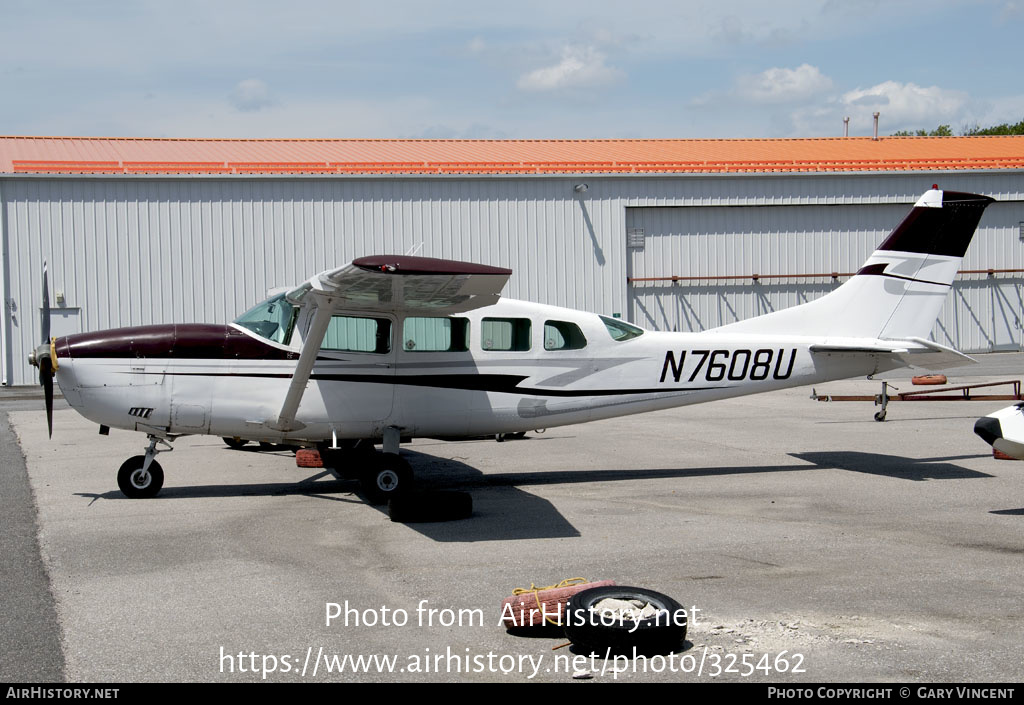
[2,0,1021,139]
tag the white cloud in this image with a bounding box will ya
[785,79,971,136]
[958,93,1024,133]
[736,64,833,104]
[516,45,624,92]
[229,79,274,112]
[839,81,967,130]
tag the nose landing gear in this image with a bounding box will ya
[117,435,173,498]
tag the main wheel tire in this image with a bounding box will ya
[564,586,687,657]
[223,436,248,449]
[316,440,377,478]
[359,455,413,505]
[117,456,165,499]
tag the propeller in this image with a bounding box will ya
[41,262,50,344]
[40,354,54,438]
[28,261,55,437]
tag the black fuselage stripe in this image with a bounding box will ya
[855,262,951,287]
[863,272,951,288]
[144,371,723,397]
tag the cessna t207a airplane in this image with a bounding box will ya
[28,188,994,503]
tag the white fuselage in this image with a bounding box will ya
[54,298,896,444]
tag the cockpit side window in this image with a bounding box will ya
[481,318,531,351]
[544,320,587,350]
[322,316,391,354]
[600,315,644,342]
[233,293,297,345]
[402,317,469,352]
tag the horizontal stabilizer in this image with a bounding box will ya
[809,338,976,371]
[892,338,977,370]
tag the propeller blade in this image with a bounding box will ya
[41,261,51,344]
[39,355,54,438]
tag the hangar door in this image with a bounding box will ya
[624,204,1022,353]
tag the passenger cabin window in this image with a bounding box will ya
[600,315,644,342]
[233,293,296,345]
[544,320,587,350]
[322,316,391,353]
[403,317,469,352]
[481,318,531,351]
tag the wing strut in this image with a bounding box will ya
[270,295,335,432]
[268,255,512,433]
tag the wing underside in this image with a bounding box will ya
[287,255,512,315]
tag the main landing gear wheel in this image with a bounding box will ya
[359,455,413,505]
[117,456,165,499]
[223,437,249,449]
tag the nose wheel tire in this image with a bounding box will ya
[117,456,165,499]
[359,455,412,505]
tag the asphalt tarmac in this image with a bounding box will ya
[3,357,1024,683]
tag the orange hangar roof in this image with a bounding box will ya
[2,135,1024,175]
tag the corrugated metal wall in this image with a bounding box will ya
[1,177,623,384]
[2,172,1022,385]
[625,197,1024,351]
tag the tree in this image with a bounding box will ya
[892,120,1024,136]
[962,119,1024,136]
[892,125,952,136]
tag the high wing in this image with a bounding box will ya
[285,255,512,314]
[272,255,512,431]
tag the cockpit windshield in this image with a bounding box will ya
[600,315,644,342]
[233,293,297,345]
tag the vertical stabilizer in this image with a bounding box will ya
[714,189,995,339]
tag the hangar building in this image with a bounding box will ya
[1,135,1023,385]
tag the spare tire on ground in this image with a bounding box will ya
[564,585,687,657]
[500,579,616,628]
[388,491,473,523]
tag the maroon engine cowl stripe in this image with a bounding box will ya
[57,324,297,360]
